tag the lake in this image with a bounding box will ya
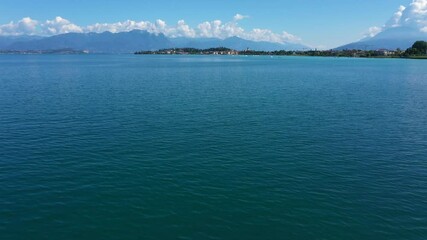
[0,55,426,240]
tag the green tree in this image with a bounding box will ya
[412,41,427,52]
[405,41,427,55]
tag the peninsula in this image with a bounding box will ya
[135,41,427,59]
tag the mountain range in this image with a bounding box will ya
[336,27,427,50]
[0,35,44,49]
[0,30,308,53]
[2,27,426,52]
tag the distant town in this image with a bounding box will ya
[136,41,427,59]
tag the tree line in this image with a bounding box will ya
[135,41,427,59]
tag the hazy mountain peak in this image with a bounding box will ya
[337,26,427,50]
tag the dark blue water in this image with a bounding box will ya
[1,55,426,240]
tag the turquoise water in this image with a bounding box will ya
[1,55,426,240]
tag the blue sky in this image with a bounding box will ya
[0,0,415,48]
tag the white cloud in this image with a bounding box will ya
[197,20,245,39]
[86,20,155,33]
[243,29,301,43]
[0,16,83,36]
[19,17,39,33]
[366,0,427,38]
[385,5,406,28]
[233,14,249,21]
[195,19,300,43]
[43,16,83,35]
[0,17,38,36]
[364,26,383,38]
[394,0,427,28]
[173,20,196,38]
[410,0,427,14]
[0,14,302,44]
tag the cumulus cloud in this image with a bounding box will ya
[243,29,301,43]
[410,0,427,14]
[172,20,196,38]
[0,17,38,36]
[197,20,245,39]
[43,16,83,35]
[86,20,157,33]
[0,16,83,36]
[366,0,427,38]
[0,14,302,44]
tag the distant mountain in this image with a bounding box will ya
[336,27,427,50]
[7,30,172,53]
[1,30,308,53]
[170,36,308,51]
[0,35,44,49]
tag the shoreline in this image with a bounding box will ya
[135,47,427,59]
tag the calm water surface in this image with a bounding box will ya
[0,55,426,240]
